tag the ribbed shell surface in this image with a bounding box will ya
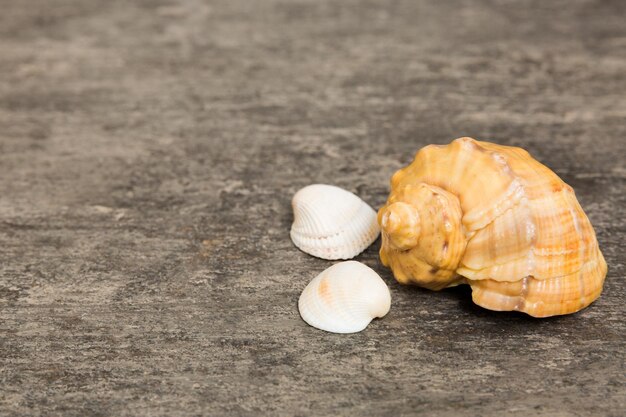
[298,261,391,333]
[291,184,380,260]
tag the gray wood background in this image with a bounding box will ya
[1,0,624,416]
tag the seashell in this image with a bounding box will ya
[378,137,607,318]
[290,184,380,260]
[298,261,391,333]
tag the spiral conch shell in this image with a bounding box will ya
[290,184,380,260]
[298,261,391,333]
[378,137,607,317]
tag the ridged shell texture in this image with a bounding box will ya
[298,261,391,333]
[291,184,380,260]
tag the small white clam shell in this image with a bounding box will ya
[290,184,380,260]
[298,261,391,333]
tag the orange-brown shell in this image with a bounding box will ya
[378,137,607,317]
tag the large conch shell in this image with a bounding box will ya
[298,261,391,333]
[290,184,380,260]
[378,137,607,317]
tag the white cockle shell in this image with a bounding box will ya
[298,261,391,333]
[290,184,380,260]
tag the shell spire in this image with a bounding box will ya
[378,137,607,317]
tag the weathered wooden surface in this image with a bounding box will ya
[1,1,624,416]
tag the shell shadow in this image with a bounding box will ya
[442,284,569,325]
